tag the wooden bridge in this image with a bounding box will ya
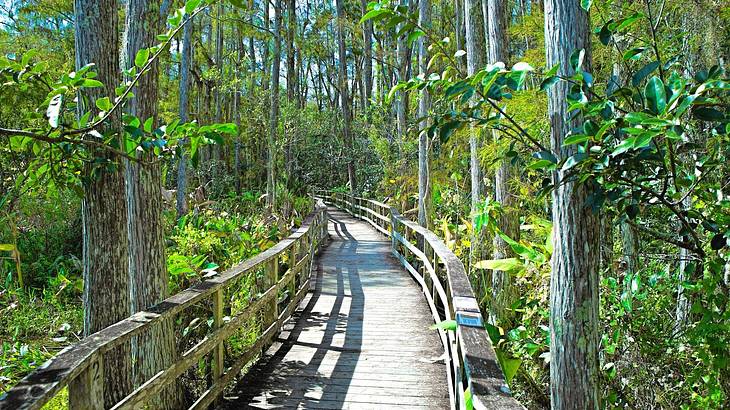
[0,193,522,410]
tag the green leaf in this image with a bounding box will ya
[496,349,522,384]
[0,244,16,251]
[623,47,646,61]
[532,150,558,164]
[645,76,667,114]
[633,132,655,149]
[430,320,457,331]
[526,159,555,170]
[580,0,592,11]
[693,107,725,122]
[563,134,591,146]
[185,0,203,14]
[143,117,154,133]
[570,49,585,72]
[540,75,559,91]
[407,30,425,45]
[386,82,406,104]
[599,23,613,46]
[95,97,112,112]
[360,8,389,23]
[229,0,245,8]
[631,61,660,87]
[611,137,636,156]
[473,258,522,272]
[464,387,473,410]
[135,48,150,69]
[439,120,461,143]
[614,13,644,31]
[81,79,104,88]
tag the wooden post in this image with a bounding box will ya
[69,356,104,410]
[268,256,279,325]
[289,242,298,303]
[211,288,225,399]
[390,210,398,254]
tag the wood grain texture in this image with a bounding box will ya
[219,210,450,409]
[319,193,523,410]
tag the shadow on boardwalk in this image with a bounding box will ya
[219,210,448,409]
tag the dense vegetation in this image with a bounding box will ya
[0,0,728,408]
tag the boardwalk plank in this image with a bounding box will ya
[219,210,449,409]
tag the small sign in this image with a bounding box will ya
[457,313,483,328]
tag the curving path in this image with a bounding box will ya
[219,209,449,409]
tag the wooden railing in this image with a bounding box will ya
[0,200,329,410]
[319,191,523,410]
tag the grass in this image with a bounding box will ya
[0,287,82,396]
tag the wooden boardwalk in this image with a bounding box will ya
[219,209,450,409]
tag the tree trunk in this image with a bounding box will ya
[395,0,409,153]
[122,1,183,407]
[267,0,282,209]
[336,0,356,193]
[417,0,431,229]
[465,0,485,266]
[261,0,270,92]
[675,197,693,330]
[455,0,465,71]
[544,0,600,408]
[360,0,373,110]
[248,0,256,94]
[286,0,296,102]
[487,0,518,323]
[177,11,193,218]
[74,0,132,405]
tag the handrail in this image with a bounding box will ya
[317,191,523,410]
[0,200,329,410]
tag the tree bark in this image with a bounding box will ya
[487,0,518,323]
[286,0,296,102]
[177,10,193,218]
[417,0,431,230]
[261,0,270,92]
[395,0,409,153]
[74,0,132,405]
[465,0,485,267]
[336,0,356,193]
[360,0,373,110]
[122,1,183,407]
[267,0,283,209]
[544,1,600,408]
[455,0,465,71]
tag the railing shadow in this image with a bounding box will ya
[219,210,365,409]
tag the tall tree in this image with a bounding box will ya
[544,1,600,408]
[417,0,431,229]
[360,0,373,110]
[177,10,193,217]
[487,0,518,322]
[464,0,485,267]
[74,0,132,405]
[336,0,356,192]
[122,1,183,406]
[286,0,296,101]
[267,0,282,208]
[454,0,464,71]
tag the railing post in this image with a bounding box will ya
[69,356,103,410]
[268,256,279,324]
[289,242,298,301]
[211,287,224,400]
[390,208,397,254]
